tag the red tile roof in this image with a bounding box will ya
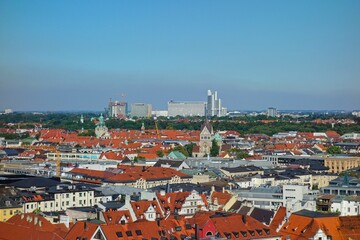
[1,213,68,240]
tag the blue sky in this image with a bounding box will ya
[0,0,359,111]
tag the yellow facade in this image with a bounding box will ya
[324,157,360,174]
[0,207,22,222]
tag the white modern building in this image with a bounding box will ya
[238,184,317,212]
[207,90,227,117]
[267,107,277,117]
[168,101,206,117]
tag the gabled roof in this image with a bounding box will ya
[102,210,133,225]
[269,206,286,230]
[1,213,68,240]
[65,221,99,240]
[153,159,185,168]
[130,200,163,220]
[210,191,232,206]
[190,211,281,239]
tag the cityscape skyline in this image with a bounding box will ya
[1,0,360,111]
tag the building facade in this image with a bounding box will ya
[167,101,206,117]
[324,156,360,174]
[108,100,127,118]
[131,103,152,118]
[267,107,277,117]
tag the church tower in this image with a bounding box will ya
[95,114,110,139]
[199,119,214,157]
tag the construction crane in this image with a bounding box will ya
[154,117,160,139]
[56,150,61,178]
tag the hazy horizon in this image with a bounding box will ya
[1,0,359,111]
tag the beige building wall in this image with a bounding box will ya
[324,157,360,174]
[312,174,338,189]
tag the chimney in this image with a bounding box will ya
[211,185,215,193]
[242,215,246,224]
[195,224,199,240]
[84,222,88,231]
[34,216,38,225]
[166,183,170,193]
[222,187,225,193]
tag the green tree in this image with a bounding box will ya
[172,145,189,157]
[236,151,250,159]
[184,143,196,157]
[210,139,220,157]
[156,150,164,157]
[326,146,342,154]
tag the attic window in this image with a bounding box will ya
[116,232,123,237]
[153,205,156,208]
[263,229,270,235]
[224,232,232,239]
[240,231,247,237]
[175,226,182,232]
[256,229,263,235]
[232,232,239,238]
[249,230,255,236]
[135,230,142,236]
[126,231,132,236]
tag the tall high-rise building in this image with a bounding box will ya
[207,90,227,117]
[131,103,152,118]
[108,99,127,118]
[267,107,277,117]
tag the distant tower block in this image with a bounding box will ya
[207,90,227,117]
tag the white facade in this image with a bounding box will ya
[23,188,96,213]
[331,199,360,216]
[341,133,360,140]
[168,101,206,117]
[131,103,152,118]
[207,90,227,117]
